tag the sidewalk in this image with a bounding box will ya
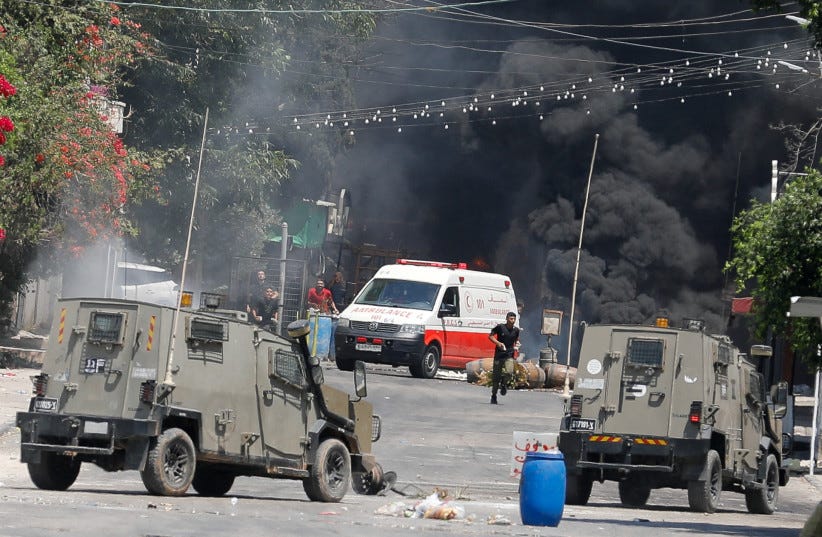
[0,367,35,435]
[804,473,822,495]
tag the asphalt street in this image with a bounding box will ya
[1,365,821,537]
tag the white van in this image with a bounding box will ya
[333,259,518,378]
[113,261,179,307]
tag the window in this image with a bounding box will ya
[717,344,731,364]
[88,311,125,344]
[627,338,664,367]
[269,348,304,387]
[355,279,440,311]
[187,317,228,342]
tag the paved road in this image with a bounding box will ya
[1,365,820,537]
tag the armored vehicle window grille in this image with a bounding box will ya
[272,349,304,386]
[350,320,400,333]
[749,372,765,403]
[717,345,731,364]
[627,338,664,367]
[188,318,229,342]
[88,312,125,344]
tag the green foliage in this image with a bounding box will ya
[726,169,822,367]
[0,2,162,323]
[117,1,380,276]
[750,0,822,46]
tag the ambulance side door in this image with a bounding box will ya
[438,286,463,364]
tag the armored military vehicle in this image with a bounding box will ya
[16,295,385,502]
[559,318,788,514]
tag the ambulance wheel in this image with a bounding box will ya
[303,438,351,502]
[27,452,81,491]
[565,473,593,505]
[336,356,355,371]
[140,427,196,496]
[688,449,722,513]
[410,345,440,379]
[745,454,779,514]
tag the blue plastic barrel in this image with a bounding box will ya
[519,451,566,526]
[309,313,333,360]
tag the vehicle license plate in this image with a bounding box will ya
[570,418,596,431]
[83,420,109,435]
[355,343,381,352]
[34,398,58,412]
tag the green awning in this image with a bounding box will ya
[268,201,327,248]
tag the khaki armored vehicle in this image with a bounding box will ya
[16,296,386,502]
[559,318,788,514]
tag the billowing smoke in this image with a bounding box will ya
[329,3,820,362]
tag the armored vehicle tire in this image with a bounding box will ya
[192,464,235,497]
[27,452,81,491]
[745,454,779,515]
[565,474,593,505]
[140,427,196,496]
[409,345,440,379]
[352,462,385,495]
[687,449,722,513]
[336,356,355,372]
[618,477,651,507]
[303,438,351,502]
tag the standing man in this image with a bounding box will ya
[329,271,347,311]
[307,278,338,314]
[252,287,280,331]
[247,269,269,314]
[488,311,520,405]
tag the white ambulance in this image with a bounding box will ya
[333,259,518,378]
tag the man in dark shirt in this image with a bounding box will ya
[252,287,280,331]
[487,311,520,405]
[329,271,346,311]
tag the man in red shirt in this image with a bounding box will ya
[307,278,338,314]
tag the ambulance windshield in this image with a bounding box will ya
[355,279,439,311]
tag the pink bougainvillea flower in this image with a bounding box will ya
[0,155,5,167]
[0,116,14,132]
[110,17,121,26]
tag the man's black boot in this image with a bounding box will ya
[500,384,507,396]
[491,394,498,404]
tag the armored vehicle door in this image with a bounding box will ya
[256,340,310,463]
[46,301,156,420]
[601,328,679,436]
[740,364,766,471]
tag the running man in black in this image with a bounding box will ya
[488,311,520,404]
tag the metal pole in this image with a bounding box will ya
[563,133,600,398]
[812,343,821,476]
[161,107,209,391]
[278,222,288,335]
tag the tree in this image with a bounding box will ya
[0,2,160,324]
[112,1,380,287]
[751,1,822,47]
[725,168,822,367]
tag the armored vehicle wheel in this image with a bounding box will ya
[140,427,196,496]
[192,464,235,497]
[745,454,779,514]
[336,356,355,371]
[352,462,385,495]
[303,438,351,502]
[27,452,81,491]
[618,477,651,507]
[409,345,440,379]
[688,449,722,513]
[565,473,593,505]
